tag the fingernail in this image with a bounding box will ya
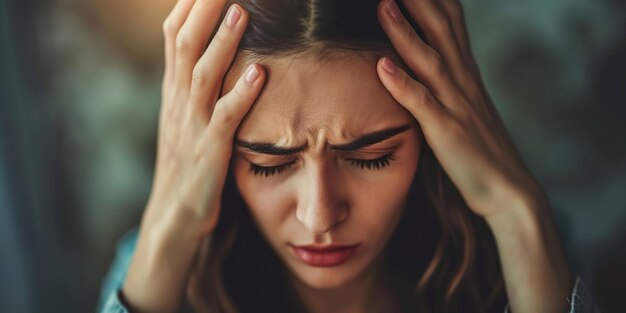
[381,57,397,74]
[245,64,259,83]
[225,4,241,28]
[386,0,402,22]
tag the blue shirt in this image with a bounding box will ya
[97,228,601,313]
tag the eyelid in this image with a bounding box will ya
[248,152,396,177]
[343,143,400,157]
[344,148,394,157]
[237,151,295,165]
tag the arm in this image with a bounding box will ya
[119,0,266,312]
[487,195,574,312]
[374,1,600,312]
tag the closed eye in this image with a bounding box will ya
[249,161,296,177]
[345,153,395,170]
[248,153,396,177]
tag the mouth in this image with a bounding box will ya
[288,243,362,267]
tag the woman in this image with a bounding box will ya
[98,0,600,312]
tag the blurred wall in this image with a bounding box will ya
[1,0,624,312]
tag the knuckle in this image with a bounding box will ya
[454,105,471,122]
[399,74,412,92]
[426,51,446,77]
[191,65,208,89]
[443,23,455,41]
[454,99,476,122]
[443,118,466,141]
[413,83,432,106]
[175,33,191,54]
[211,31,228,48]
[403,24,420,43]
[162,18,176,38]
[435,11,451,29]
[432,17,453,41]
[212,103,237,127]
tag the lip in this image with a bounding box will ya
[289,243,361,267]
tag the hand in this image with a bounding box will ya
[122,0,265,312]
[375,0,545,219]
[376,2,575,312]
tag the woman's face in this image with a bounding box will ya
[222,52,422,290]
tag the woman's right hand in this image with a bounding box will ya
[122,0,265,312]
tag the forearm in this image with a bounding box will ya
[122,201,206,313]
[486,194,575,313]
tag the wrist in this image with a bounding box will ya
[480,171,550,224]
[143,196,217,243]
[484,192,575,312]
[123,221,203,313]
[483,189,548,232]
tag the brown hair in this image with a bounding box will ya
[186,1,506,312]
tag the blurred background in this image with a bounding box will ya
[0,0,624,312]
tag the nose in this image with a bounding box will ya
[295,163,348,234]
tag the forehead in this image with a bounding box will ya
[223,51,412,143]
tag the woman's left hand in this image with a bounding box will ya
[375,2,575,313]
[375,0,546,219]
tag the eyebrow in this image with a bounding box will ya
[234,124,411,155]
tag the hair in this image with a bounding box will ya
[185,1,506,312]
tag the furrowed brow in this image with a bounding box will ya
[235,124,410,155]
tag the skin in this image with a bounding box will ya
[376,0,574,312]
[222,52,422,313]
[123,1,265,312]
[121,0,575,313]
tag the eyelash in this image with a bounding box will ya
[347,153,396,170]
[248,153,396,177]
[249,161,296,177]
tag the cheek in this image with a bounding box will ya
[354,136,421,233]
[233,158,292,234]
[352,166,416,235]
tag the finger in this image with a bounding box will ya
[206,64,264,142]
[398,0,470,92]
[162,0,196,92]
[189,3,248,121]
[174,0,227,95]
[437,0,484,105]
[438,0,475,71]
[376,56,449,135]
[436,0,511,145]
[377,0,461,105]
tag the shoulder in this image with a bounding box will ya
[96,227,139,313]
